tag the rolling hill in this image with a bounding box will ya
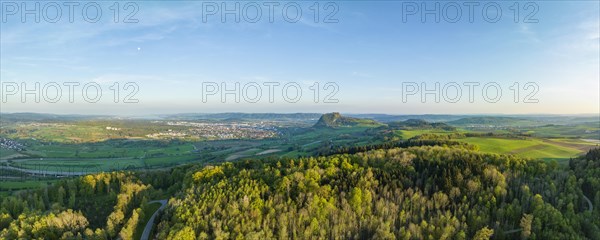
[313,112,380,128]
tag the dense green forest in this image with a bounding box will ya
[155,147,599,240]
[0,169,185,239]
[1,144,599,239]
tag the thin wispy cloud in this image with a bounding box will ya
[517,24,541,43]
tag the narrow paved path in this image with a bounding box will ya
[503,228,522,234]
[583,195,593,212]
[141,199,168,240]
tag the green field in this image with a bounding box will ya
[457,137,586,161]
[0,148,19,159]
[525,123,600,139]
[0,180,57,192]
[549,138,600,146]
[4,126,384,174]
[24,142,195,159]
[11,154,201,173]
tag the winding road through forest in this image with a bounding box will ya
[140,199,168,240]
[583,195,593,212]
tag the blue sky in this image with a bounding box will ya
[1,1,598,115]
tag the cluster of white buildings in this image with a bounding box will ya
[0,138,25,151]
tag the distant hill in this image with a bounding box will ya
[447,117,539,127]
[0,113,108,122]
[347,114,467,123]
[313,112,379,128]
[387,119,456,131]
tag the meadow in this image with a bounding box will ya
[393,128,597,162]
[0,180,57,193]
[525,122,600,139]
[457,137,593,161]
[0,148,18,159]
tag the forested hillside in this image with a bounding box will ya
[155,146,600,240]
[1,145,599,239]
[0,170,184,239]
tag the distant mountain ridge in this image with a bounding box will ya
[388,119,456,131]
[0,113,110,122]
[447,116,540,127]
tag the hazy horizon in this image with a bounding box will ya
[1,111,598,117]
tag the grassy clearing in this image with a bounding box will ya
[13,158,145,172]
[0,180,57,191]
[526,123,600,139]
[142,155,200,167]
[0,148,25,160]
[550,138,595,144]
[0,148,17,158]
[225,148,263,161]
[457,137,584,161]
[28,143,195,159]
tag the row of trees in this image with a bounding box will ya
[325,137,479,156]
[569,148,600,239]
